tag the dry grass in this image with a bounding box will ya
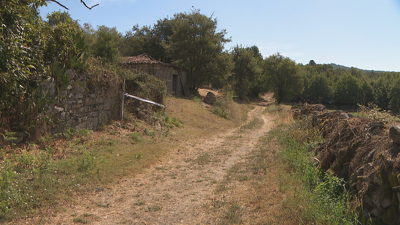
[263,104,293,125]
[2,95,249,221]
[205,127,293,224]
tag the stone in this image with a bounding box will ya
[389,125,400,144]
[372,189,385,211]
[364,195,375,207]
[104,98,113,110]
[45,77,56,96]
[65,69,76,80]
[203,92,217,105]
[364,149,376,163]
[371,208,382,218]
[87,117,99,130]
[339,113,349,120]
[54,106,64,112]
[381,198,393,209]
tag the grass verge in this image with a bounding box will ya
[205,105,359,224]
[269,113,360,224]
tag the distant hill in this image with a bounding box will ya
[329,63,387,74]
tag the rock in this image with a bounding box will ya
[372,189,385,211]
[203,92,217,105]
[381,198,393,209]
[371,208,382,218]
[339,113,349,120]
[389,125,400,144]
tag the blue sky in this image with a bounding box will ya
[40,0,400,72]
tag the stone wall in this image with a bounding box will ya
[46,70,122,134]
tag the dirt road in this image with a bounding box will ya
[40,105,277,224]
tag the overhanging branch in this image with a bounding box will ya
[45,0,99,10]
[80,0,99,10]
[47,0,69,10]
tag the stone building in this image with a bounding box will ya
[121,54,189,97]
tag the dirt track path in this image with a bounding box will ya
[47,105,275,224]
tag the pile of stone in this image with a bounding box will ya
[307,107,400,224]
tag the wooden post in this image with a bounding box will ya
[121,78,125,121]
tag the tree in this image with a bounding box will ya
[91,25,123,62]
[308,74,332,104]
[0,1,89,130]
[44,11,87,68]
[264,53,304,104]
[372,74,394,109]
[231,45,263,100]
[122,18,174,62]
[164,9,232,91]
[334,75,362,105]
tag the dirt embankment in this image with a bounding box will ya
[294,104,400,225]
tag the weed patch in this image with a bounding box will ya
[269,121,359,225]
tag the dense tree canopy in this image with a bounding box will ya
[164,9,232,91]
[90,25,123,62]
[264,53,304,104]
[231,45,263,100]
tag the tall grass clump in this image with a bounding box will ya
[211,87,247,123]
[270,115,359,225]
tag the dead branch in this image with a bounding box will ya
[80,0,99,10]
[46,0,69,10]
[45,0,99,10]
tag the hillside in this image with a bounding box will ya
[330,63,389,73]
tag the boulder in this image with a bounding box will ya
[389,125,400,144]
[203,92,217,105]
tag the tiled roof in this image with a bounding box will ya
[122,53,166,65]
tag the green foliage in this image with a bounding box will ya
[308,74,332,104]
[372,75,393,109]
[163,115,182,128]
[123,22,171,62]
[163,8,232,91]
[126,132,142,143]
[122,70,167,105]
[123,9,233,90]
[231,45,263,100]
[90,25,123,63]
[0,151,56,220]
[264,53,304,104]
[389,77,400,112]
[212,87,235,119]
[271,119,359,224]
[334,75,363,105]
[358,103,396,123]
[0,4,89,132]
